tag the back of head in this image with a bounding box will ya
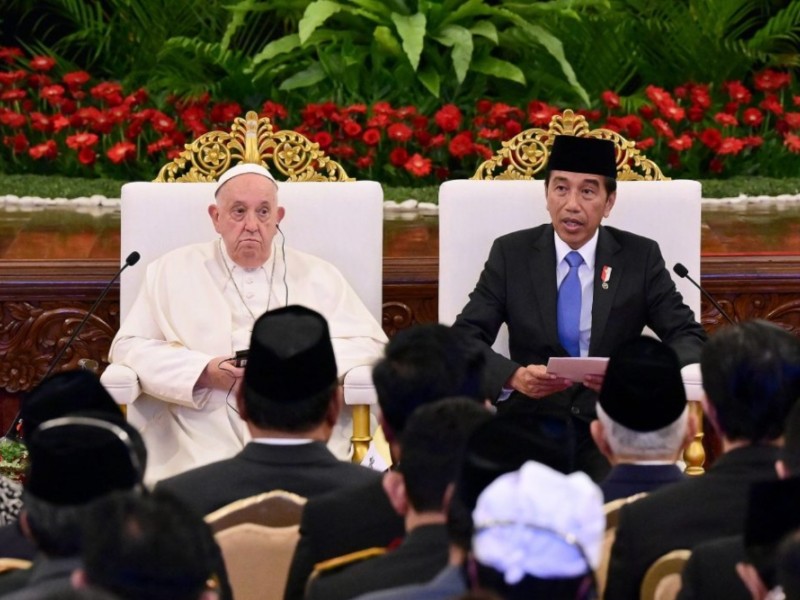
[399,397,491,513]
[701,320,800,443]
[471,461,603,597]
[597,336,688,459]
[20,369,122,441]
[242,305,338,432]
[82,490,219,600]
[373,324,484,438]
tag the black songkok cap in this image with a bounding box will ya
[547,135,617,179]
[244,305,337,403]
[25,415,143,506]
[457,411,574,511]
[599,336,686,432]
[20,369,122,441]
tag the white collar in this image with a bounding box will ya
[554,228,599,270]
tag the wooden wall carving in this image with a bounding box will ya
[1,255,799,431]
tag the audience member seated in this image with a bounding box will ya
[306,398,490,600]
[109,163,387,482]
[605,320,800,600]
[0,370,128,562]
[590,336,694,502]
[283,324,485,600]
[679,399,800,600]
[350,410,576,600]
[0,414,147,599]
[156,305,380,515]
[470,461,604,599]
[72,490,223,600]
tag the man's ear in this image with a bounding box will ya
[382,470,409,517]
[208,204,221,234]
[590,419,615,463]
[776,459,789,480]
[236,390,248,421]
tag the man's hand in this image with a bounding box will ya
[583,373,605,394]
[508,365,572,399]
[195,356,244,393]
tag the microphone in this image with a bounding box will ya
[672,263,736,325]
[4,251,141,438]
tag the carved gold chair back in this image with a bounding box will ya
[597,492,648,598]
[640,549,692,600]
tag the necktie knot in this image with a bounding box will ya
[565,251,584,269]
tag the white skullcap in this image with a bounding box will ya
[215,163,277,196]
[472,461,604,583]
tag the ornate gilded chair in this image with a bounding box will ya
[438,109,706,473]
[598,492,648,597]
[100,111,382,481]
[640,549,692,600]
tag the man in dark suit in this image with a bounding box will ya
[453,135,706,480]
[283,324,485,600]
[156,305,379,516]
[604,320,800,600]
[306,398,491,600]
[590,336,693,502]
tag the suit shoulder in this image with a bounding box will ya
[602,226,659,249]
[494,225,550,247]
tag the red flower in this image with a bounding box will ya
[29,140,57,160]
[404,153,432,177]
[0,47,23,64]
[714,112,738,127]
[415,130,432,146]
[785,112,800,130]
[0,70,26,86]
[328,143,356,159]
[651,118,674,139]
[1,89,26,101]
[476,99,492,114]
[344,104,367,116]
[29,112,52,133]
[660,104,685,122]
[77,147,96,165]
[66,132,99,149]
[63,71,90,87]
[668,134,693,151]
[0,111,25,128]
[355,153,374,169]
[434,104,462,132]
[753,69,791,92]
[709,158,724,173]
[527,101,559,126]
[504,120,522,137]
[636,137,655,151]
[412,115,429,130]
[396,106,417,119]
[151,111,177,133]
[107,141,137,164]
[27,74,51,88]
[387,123,413,142]
[261,100,287,121]
[90,81,123,106]
[39,85,65,102]
[717,137,745,155]
[784,133,800,154]
[474,143,493,160]
[312,131,333,150]
[448,131,474,158]
[389,147,409,167]
[4,133,28,153]
[210,101,241,124]
[639,105,656,120]
[342,118,362,138]
[689,85,712,109]
[576,108,602,122]
[478,128,502,140]
[723,81,751,104]
[601,91,620,110]
[429,134,446,148]
[742,108,763,127]
[52,114,69,132]
[372,101,395,116]
[699,128,723,150]
[760,94,783,116]
[367,113,390,128]
[29,55,56,71]
[146,136,173,155]
[795,95,800,107]
[362,128,381,146]
[742,136,763,148]
[645,85,673,107]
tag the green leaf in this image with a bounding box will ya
[279,62,327,90]
[374,25,404,57]
[470,20,498,44]
[392,12,427,70]
[417,66,440,97]
[250,34,301,67]
[471,56,526,85]
[299,0,343,44]
[436,25,473,83]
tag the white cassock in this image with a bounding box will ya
[109,240,387,484]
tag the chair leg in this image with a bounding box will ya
[683,401,705,476]
[350,405,372,464]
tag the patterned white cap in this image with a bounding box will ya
[215,163,277,196]
[472,460,604,583]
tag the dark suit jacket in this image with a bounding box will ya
[601,463,686,502]
[306,524,449,600]
[283,477,405,600]
[604,445,780,600]
[453,224,706,419]
[155,441,380,516]
[677,535,749,600]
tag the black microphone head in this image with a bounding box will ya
[673,263,688,278]
[125,251,141,266]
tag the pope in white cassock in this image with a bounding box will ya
[109,163,388,484]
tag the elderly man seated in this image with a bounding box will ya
[108,163,387,482]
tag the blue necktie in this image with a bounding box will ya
[558,251,584,357]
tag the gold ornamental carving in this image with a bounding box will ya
[155,110,353,183]
[472,109,669,181]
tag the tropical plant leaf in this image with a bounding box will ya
[747,2,800,58]
[392,11,427,70]
[470,20,498,44]
[433,25,473,83]
[374,25,404,57]
[299,0,344,43]
[250,33,301,66]
[471,55,525,85]
[279,62,327,90]
[417,65,441,96]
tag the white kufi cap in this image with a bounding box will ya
[472,460,604,583]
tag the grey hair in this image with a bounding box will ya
[596,403,689,460]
